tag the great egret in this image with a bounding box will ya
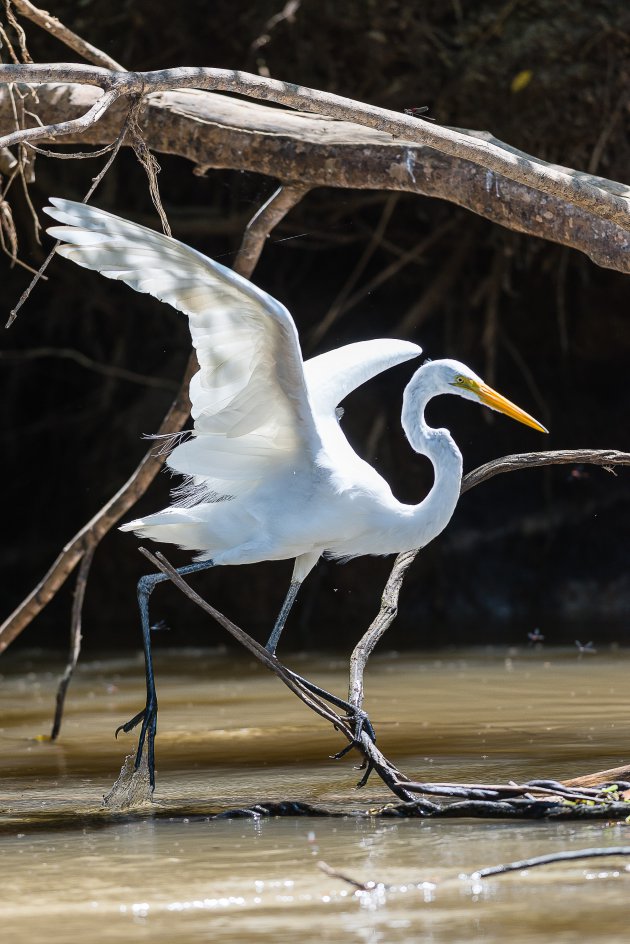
[45,198,547,786]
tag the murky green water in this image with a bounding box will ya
[2,647,630,942]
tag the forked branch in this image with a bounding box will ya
[348,449,630,715]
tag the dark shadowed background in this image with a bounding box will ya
[2,0,629,653]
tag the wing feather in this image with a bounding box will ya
[45,198,320,497]
[44,200,423,508]
[304,339,422,414]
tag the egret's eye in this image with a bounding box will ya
[455,376,466,385]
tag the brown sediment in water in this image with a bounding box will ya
[2,647,629,943]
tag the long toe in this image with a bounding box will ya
[331,707,377,760]
[115,708,147,738]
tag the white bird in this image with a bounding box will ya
[45,198,547,786]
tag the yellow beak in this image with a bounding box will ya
[477,382,548,433]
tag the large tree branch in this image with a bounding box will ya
[0,64,629,273]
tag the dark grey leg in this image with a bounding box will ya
[264,579,377,753]
[265,580,302,654]
[116,559,215,789]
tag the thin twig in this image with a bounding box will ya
[23,140,118,159]
[318,860,376,891]
[320,847,630,892]
[126,97,170,236]
[50,540,96,740]
[0,347,179,389]
[473,846,630,878]
[4,0,32,63]
[10,0,125,70]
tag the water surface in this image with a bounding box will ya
[2,647,629,942]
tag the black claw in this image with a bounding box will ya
[331,741,355,760]
[115,708,146,738]
[114,702,157,788]
[356,761,375,789]
[331,706,377,761]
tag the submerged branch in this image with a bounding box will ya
[321,847,630,892]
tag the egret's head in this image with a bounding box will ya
[433,359,548,433]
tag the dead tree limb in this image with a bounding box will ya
[0,79,628,272]
[459,448,630,494]
[0,64,630,272]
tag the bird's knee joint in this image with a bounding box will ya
[138,573,160,599]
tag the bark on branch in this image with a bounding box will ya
[0,66,629,271]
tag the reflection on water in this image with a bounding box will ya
[1,646,629,942]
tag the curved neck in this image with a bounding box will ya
[400,372,463,546]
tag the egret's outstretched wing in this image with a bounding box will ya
[304,339,422,417]
[45,199,422,504]
[45,198,320,496]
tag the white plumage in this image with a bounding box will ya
[44,198,547,786]
[45,196,548,603]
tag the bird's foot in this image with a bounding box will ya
[285,669,377,785]
[331,706,377,788]
[115,699,157,789]
[332,705,376,757]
